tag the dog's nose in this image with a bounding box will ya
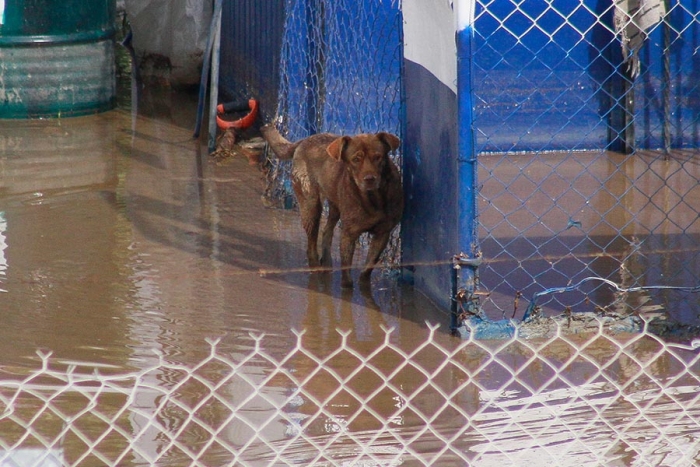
[363,174,378,188]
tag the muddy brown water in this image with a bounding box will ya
[0,92,449,371]
[478,150,700,325]
[1,91,698,466]
[0,91,454,465]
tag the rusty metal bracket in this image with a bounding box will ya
[451,253,486,331]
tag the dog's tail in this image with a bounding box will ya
[261,124,298,160]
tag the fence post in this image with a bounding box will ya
[207,0,223,153]
[452,0,481,333]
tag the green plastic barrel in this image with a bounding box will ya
[0,0,116,118]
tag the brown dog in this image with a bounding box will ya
[261,125,403,288]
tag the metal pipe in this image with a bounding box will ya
[453,0,480,332]
[208,0,223,152]
[662,0,672,157]
[456,0,477,254]
[194,0,223,139]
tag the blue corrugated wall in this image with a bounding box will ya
[274,0,402,140]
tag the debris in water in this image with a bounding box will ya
[210,129,264,166]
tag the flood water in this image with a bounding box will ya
[1,90,698,466]
[0,90,450,371]
[478,150,700,324]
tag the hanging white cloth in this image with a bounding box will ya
[613,0,667,78]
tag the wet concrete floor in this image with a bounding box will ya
[0,90,449,374]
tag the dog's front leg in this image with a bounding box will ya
[360,229,392,283]
[339,230,359,288]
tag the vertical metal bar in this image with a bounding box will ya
[456,0,477,253]
[451,259,462,330]
[662,0,672,157]
[193,0,221,139]
[453,0,480,331]
[208,0,223,152]
[614,65,635,154]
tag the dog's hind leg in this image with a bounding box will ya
[293,179,322,268]
[319,202,340,268]
[300,198,322,267]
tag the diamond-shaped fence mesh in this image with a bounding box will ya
[473,0,700,323]
[273,0,402,140]
[1,325,699,466]
[6,3,700,465]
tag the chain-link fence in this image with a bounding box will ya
[273,0,402,140]
[472,0,700,323]
[1,324,698,466]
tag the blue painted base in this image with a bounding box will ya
[455,313,643,340]
[402,59,460,310]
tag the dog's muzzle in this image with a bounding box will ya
[362,174,380,191]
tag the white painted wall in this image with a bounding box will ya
[124,0,213,86]
[402,0,457,93]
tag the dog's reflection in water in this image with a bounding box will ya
[301,272,393,345]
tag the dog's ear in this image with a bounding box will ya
[327,136,350,161]
[377,132,400,152]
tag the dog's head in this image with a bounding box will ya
[326,133,400,191]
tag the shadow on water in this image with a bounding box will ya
[0,83,449,377]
